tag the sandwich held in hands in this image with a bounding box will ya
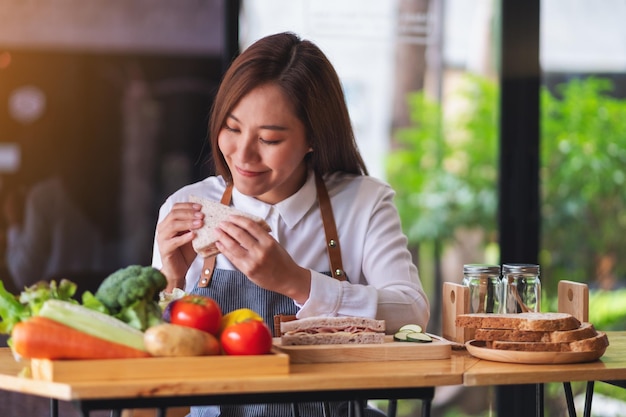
[189,195,271,258]
[280,316,386,345]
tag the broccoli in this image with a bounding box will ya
[94,265,167,331]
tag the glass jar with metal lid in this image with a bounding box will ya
[462,264,502,314]
[501,263,541,313]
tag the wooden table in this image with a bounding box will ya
[463,331,626,417]
[0,347,476,417]
[0,333,624,417]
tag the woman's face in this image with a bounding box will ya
[218,84,311,204]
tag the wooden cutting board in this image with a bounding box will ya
[272,335,451,364]
[30,350,289,382]
[465,338,607,364]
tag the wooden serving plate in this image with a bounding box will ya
[30,349,289,382]
[273,334,451,364]
[465,337,607,365]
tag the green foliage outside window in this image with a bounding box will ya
[541,77,626,293]
[387,74,626,330]
[387,74,499,246]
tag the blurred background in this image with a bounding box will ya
[0,0,228,293]
[1,0,626,416]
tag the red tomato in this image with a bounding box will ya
[220,320,273,355]
[170,295,222,336]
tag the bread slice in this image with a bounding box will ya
[280,316,386,334]
[456,312,581,331]
[474,322,596,343]
[489,331,608,353]
[487,339,566,352]
[280,316,386,346]
[189,195,271,257]
[281,331,386,346]
[569,332,609,352]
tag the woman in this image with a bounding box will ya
[152,32,430,417]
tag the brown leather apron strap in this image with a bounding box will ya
[197,173,345,288]
[198,184,233,288]
[314,173,345,281]
[274,173,346,336]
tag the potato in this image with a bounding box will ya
[144,323,220,357]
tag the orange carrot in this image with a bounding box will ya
[11,316,151,359]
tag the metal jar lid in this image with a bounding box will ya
[502,263,540,275]
[463,264,501,275]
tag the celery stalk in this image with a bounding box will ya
[39,299,146,352]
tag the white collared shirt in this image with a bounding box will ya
[152,171,430,332]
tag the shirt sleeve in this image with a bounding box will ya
[296,270,378,318]
[296,178,430,333]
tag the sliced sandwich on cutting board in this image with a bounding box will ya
[274,316,452,363]
[279,316,386,345]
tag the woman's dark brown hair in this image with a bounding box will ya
[208,32,368,183]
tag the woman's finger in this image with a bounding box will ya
[158,204,204,237]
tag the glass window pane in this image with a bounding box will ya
[540,0,626,331]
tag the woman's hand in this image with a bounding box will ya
[214,215,311,304]
[156,202,204,292]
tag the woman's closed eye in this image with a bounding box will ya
[259,137,281,145]
[223,125,281,145]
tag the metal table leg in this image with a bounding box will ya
[421,398,431,417]
[536,383,544,417]
[387,399,398,417]
[583,381,595,417]
[563,382,577,417]
[50,398,58,417]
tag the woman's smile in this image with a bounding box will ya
[235,166,267,178]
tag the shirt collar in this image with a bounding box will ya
[231,187,272,220]
[231,170,318,229]
[275,170,317,229]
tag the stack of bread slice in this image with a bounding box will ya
[456,312,609,353]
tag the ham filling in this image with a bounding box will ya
[284,326,382,335]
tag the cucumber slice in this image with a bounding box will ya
[393,331,411,341]
[406,332,433,343]
[398,324,423,333]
